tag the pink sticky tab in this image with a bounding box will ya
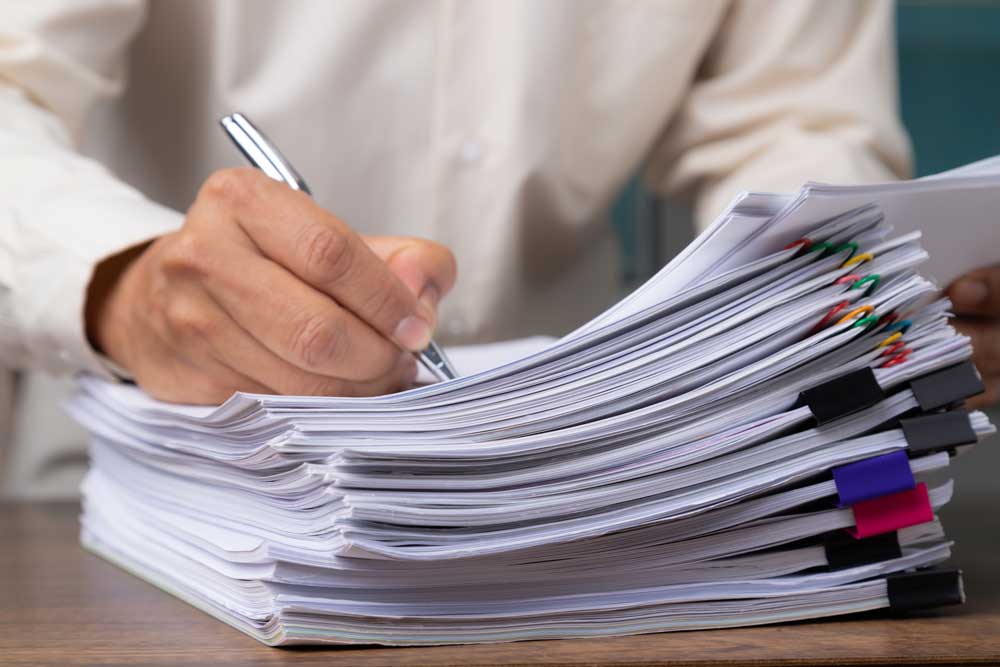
[849,482,933,538]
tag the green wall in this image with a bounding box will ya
[898,0,1000,176]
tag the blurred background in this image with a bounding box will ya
[613,0,1000,593]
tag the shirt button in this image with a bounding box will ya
[58,349,72,364]
[458,139,484,165]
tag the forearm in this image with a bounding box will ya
[0,86,182,375]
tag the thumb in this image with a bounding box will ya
[947,265,1000,317]
[361,235,458,323]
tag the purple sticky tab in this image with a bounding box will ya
[833,450,915,507]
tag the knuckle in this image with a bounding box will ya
[201,168,256,203]
[289,312,347,370]
[298,224,353,283]
[161,232,212,277]
[165,298,216,342]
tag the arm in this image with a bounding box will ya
[1,3,456,402]
[645,0,912,229]
[0,0,180,377]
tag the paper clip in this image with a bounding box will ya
[843,252,874,269]
[811,300,851,334]
[834,242,859,262]
[837,304,874,325]
[882,319,912,335]
[876,312,900,328]
[878,332,903,348]
[853,314,880,329]
[835,274,862,286]
[851,274,881,297]
[809,242,834,255]
[784,238,812,252]
[881,350,913,368]
[880,340,907,357]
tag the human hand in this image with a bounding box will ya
[85,168,456,404]
[947,265,1000,409]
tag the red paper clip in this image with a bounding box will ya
[835,274,862,286]
[784,238,812,252]
[881,350,913,368]
[880,340,907,358]
[876,312,900,328]
[811,300,850,335]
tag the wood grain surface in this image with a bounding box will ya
[1,501,998,667]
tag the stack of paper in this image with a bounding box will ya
[69,157,1000,646]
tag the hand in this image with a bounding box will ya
[947,265,1000,409]
[85,168,456,404]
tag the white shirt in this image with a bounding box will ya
[0,0,911,497]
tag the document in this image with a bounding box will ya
[68,157,998,645]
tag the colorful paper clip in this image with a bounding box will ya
[834,242,859,262]
[843,252,874,269]
[878,332,903,349]
[851,274,880,296]
[784,238,812,252]
[880,340,907,357]
[811,300,851,334]
[837,304,875,325]
[882,319,912,335]
[881,350,913,368]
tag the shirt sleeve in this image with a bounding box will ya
[0,1,183,377]
[644,0,914,231]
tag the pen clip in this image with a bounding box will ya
[219,113,312,195]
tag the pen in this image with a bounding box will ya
[219,112,459,383]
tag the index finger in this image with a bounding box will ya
[201,169,435,352]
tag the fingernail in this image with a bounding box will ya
[951,279,989,307]
[394,315,433,351]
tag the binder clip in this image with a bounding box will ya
[824,531,901,570]
[800,367,885,424]
[833,450,915,507]
[887,568,965,612]
[849,483,934,539]
[909,361,985,411]
[900,410,977,455]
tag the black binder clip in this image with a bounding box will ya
[887,568,965,612]
[800,367,886,424]
[824,531,901,570]
[910,361,985,412]
[900,410,977,455]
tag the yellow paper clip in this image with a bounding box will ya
[842,252,874,268]
[837,304,874,325]
[878,331,903,348]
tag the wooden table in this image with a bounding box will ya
[1,502,998,666]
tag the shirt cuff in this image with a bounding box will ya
[10,195,183,379]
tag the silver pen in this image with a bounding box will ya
[219,112,459,383]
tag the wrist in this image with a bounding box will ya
[84,241,151,367]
